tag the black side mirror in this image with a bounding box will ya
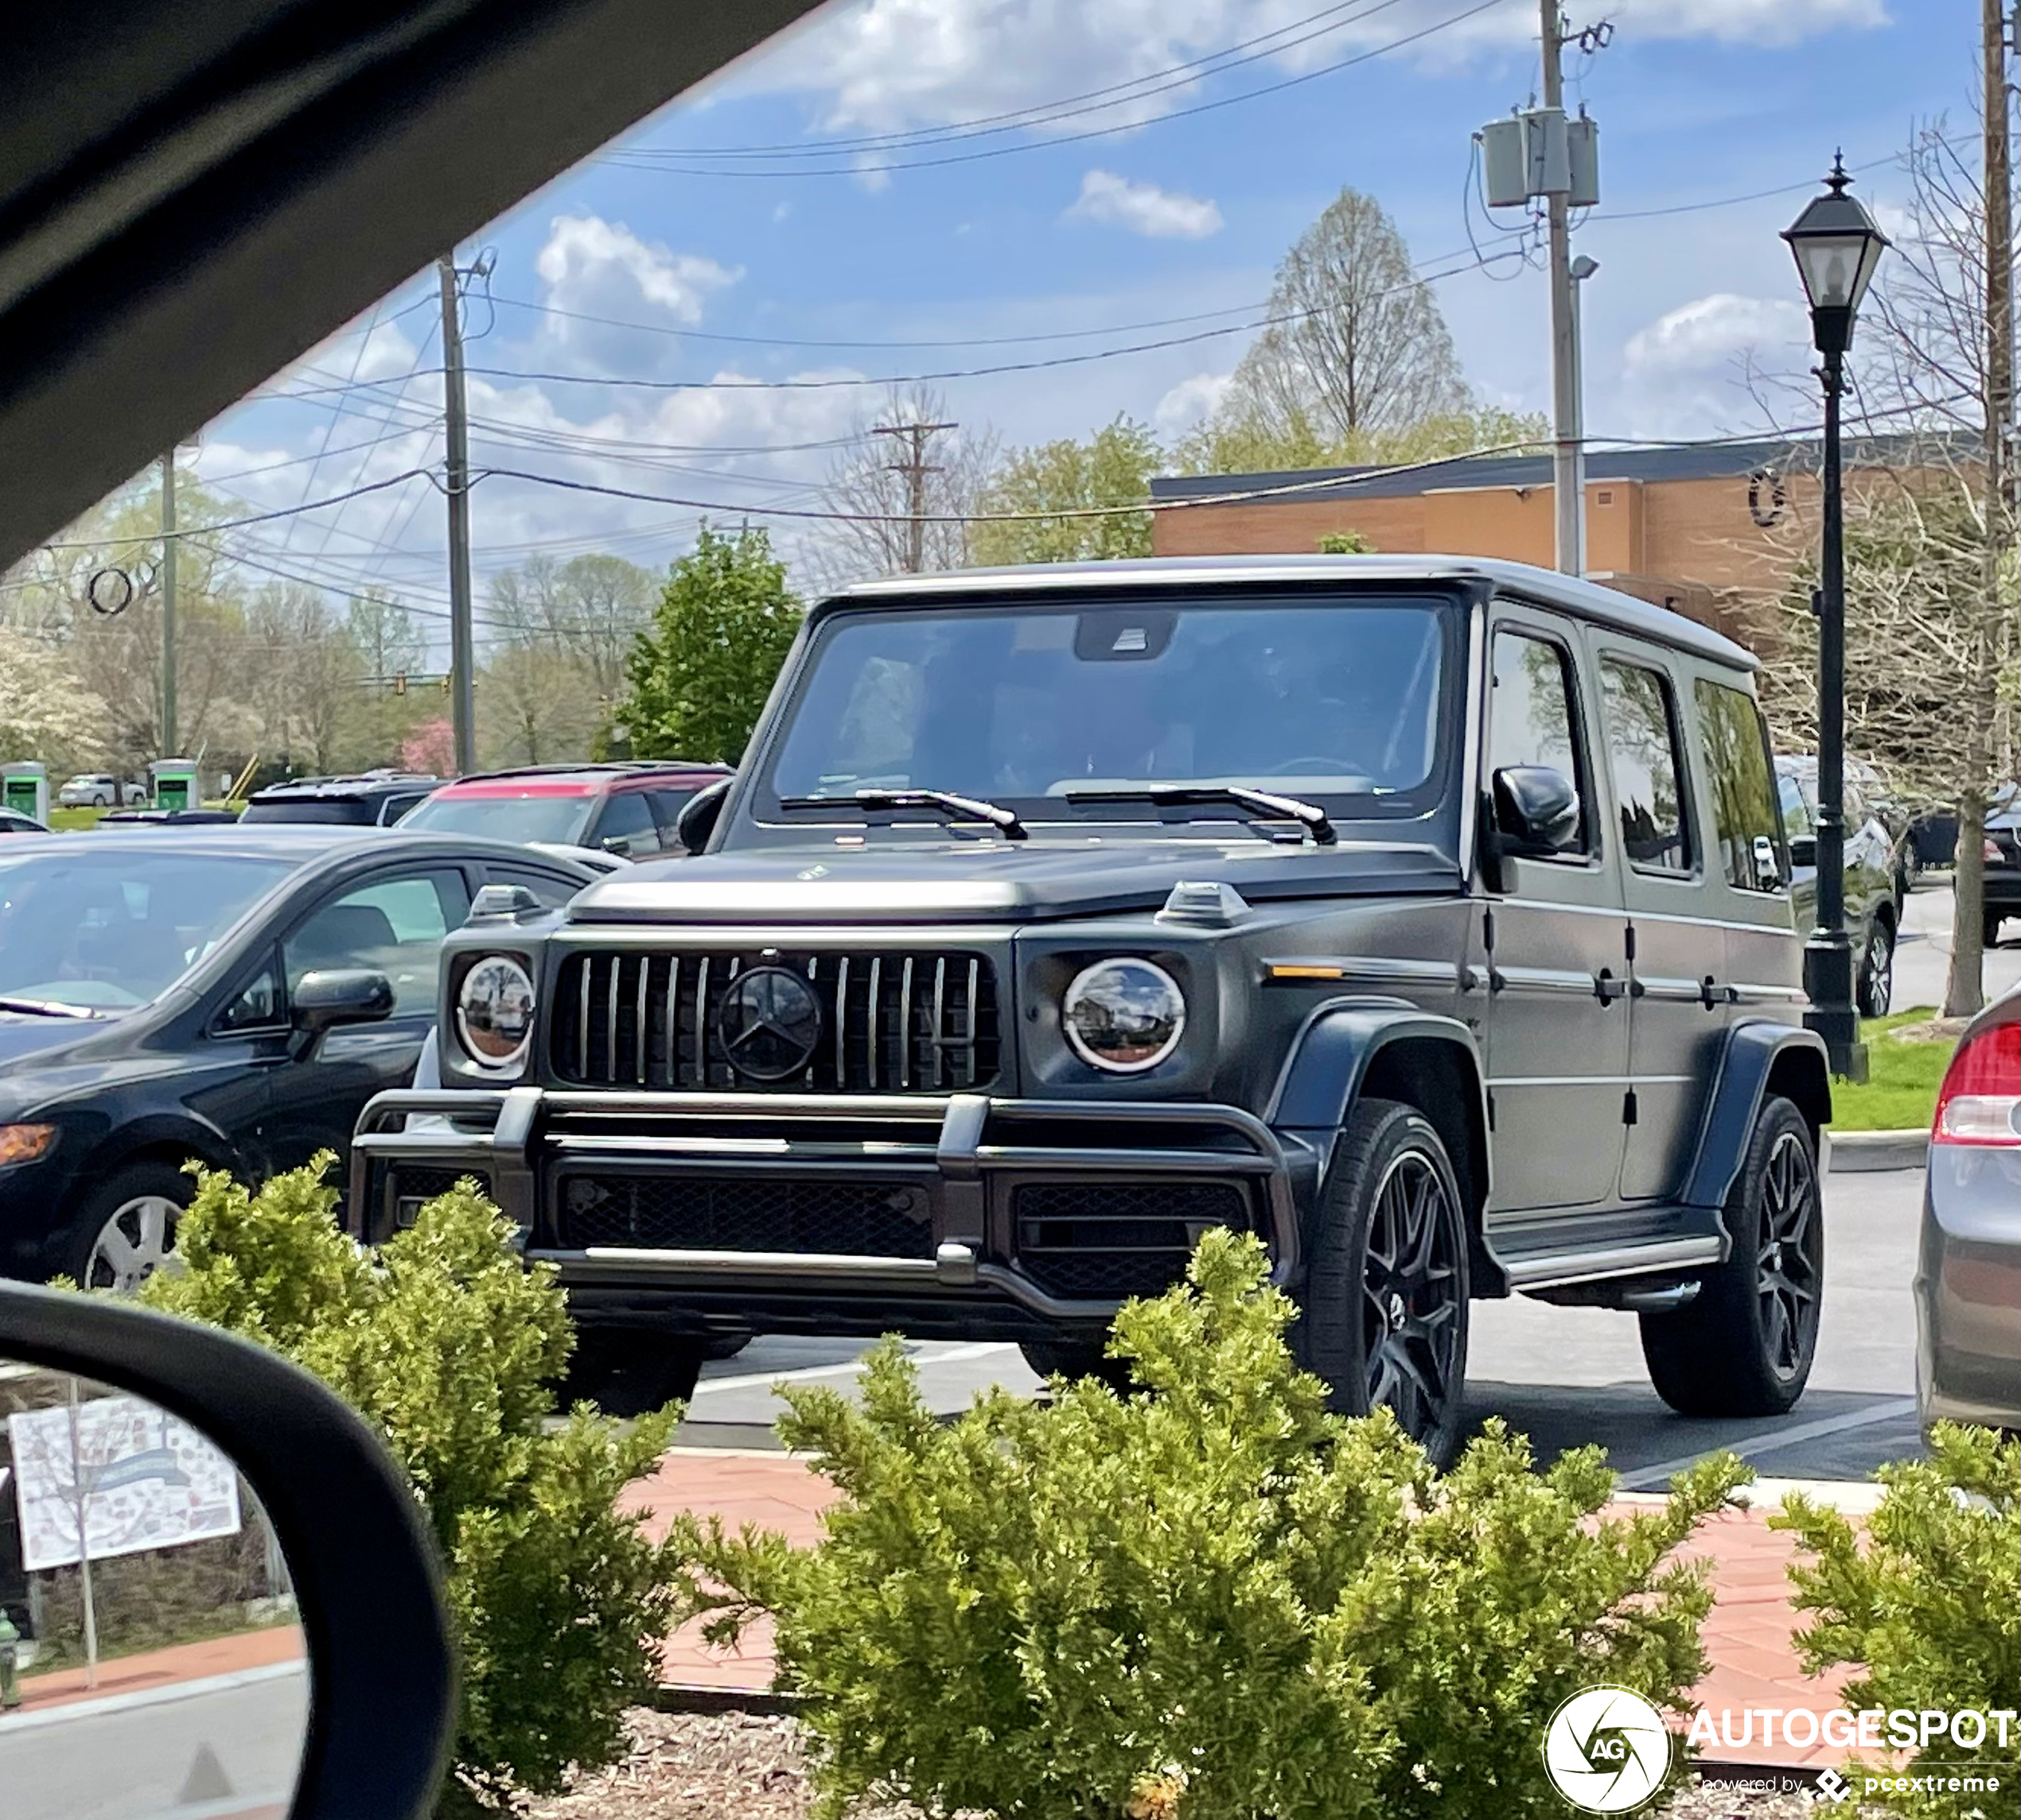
[675,777,733,854]
[1789,834,1818,868]
[1491,765,1583,858]
[294,969,395,1036]
[0,1281,453,1819]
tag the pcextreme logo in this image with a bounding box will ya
[1543,1686,1675,1814]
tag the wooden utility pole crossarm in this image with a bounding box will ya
[874,419,955,574]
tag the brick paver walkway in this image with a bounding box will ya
[630,1449,1871,1767]
[13,1623,306,1716]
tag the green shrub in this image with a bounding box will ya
[1774,1424,2020,1820]
[138,1161,683,1818]
[683,1230,1748,1820]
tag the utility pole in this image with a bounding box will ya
[1540,0,1583,576]
[874,419,954,574]
[159,452,177,756]
[438,254,477,774]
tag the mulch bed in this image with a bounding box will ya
[520,1709,1889,1820]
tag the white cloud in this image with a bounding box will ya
[1623,292,1809,376]
[727,0,1886,137]
[1615,291,1813,438]
[535,215,739,327]
[1067,169,1222,239]
[1155,371,1233,431]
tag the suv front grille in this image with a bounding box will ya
[555,1172,934,1256]
[1013,1180,1252,1302]
[551,949,1000,1093]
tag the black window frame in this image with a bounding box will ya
[1485,618,1599,865]
[586,788,659,857]
[1597,654,1697,879]
[210,940,290,1037]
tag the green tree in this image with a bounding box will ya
[970,414,1162,565]
[140,1163,683,1818]
[622,523,803,764]
[1175,399,1548,476]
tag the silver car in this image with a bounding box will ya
[1916,982,2021,1432]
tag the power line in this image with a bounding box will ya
[598,0,1510,177]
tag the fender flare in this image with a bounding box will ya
[1680,1020,1832,1211]
[1265,999,1493,1274]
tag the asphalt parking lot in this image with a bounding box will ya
[678,1165,1930,1487]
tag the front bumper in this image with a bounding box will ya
[350,1087,1301,1342]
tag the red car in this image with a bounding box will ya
[401,761,730,859]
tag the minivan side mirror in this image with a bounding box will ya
[1490,765,1583,858]
[293,968,395,1037]
[1788,834,1818,869]
[675,777,733,854]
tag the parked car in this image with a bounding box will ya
[1915,982,2021,1433]
[1981,785,2019,948]
[0,826,597,1292]
[399,761,731,858]
[239,771,441,827]
[99,806,242,825]
[356,554,1832,1460]
[1776,756,1901,1017]
[0,811,47,835]
[56,773,144,808]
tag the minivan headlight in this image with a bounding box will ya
[457,955,536,1073]
[1061,959,1186,1073]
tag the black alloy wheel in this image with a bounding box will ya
[1299,1098,1471,1468]
[1641,1095,1821,1417]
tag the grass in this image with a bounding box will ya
[45,805,108,830]
[1828,1005,1958,1131]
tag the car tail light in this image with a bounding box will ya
[1932,1020,2021,1145]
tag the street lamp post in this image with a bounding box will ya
[1783,156,1889,1079]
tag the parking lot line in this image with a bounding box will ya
[1616,1397,1918,1490]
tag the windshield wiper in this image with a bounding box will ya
[1065,785,1338,846]
[0,995,106,1019]
[778,788,1028,841]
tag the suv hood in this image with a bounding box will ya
[566,838,1460,925]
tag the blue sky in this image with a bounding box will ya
[193,0,1984,647]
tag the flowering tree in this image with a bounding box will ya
[0,630,107,769]
[401,718,455,776]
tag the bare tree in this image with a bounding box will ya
[812,385,999,590]
[1218,188,1470,451]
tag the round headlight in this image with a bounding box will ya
[457,955,536,1072]
[1062,958,1186,1074]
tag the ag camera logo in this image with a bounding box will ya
[1543,1686,1674,1814]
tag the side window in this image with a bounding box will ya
[1488,628,1590,854]
[1780,774,1813,843]
[590,791,656,858]
[380,793,428,825]
[1599,659,1692,875]
[216,947,285,1032]
[648,788,701,850]
[489,867,582,911]
[1692,679,1784,892]
[284,870,469,1017]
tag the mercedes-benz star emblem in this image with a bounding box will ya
[717,966,822,1082]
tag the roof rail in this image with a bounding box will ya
[446,760,729,784]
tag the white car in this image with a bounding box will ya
[57,772,146,807]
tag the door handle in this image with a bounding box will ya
[1595,969,1628,1005]
[1700,976,1723,1011]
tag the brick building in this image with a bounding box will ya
[1147,437,1849,648]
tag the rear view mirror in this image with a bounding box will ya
[1491,766,1583,858]
[293,969,394,1036]
[0,1282,452,1820]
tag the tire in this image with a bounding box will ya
[1856,916,1894,1017]
[699,1332,753,1363]
[555,1330,702,1418]
[61,1159,193,1292]
[1295,1097,1471,1468]
[1640,1096,1820,1418]
[90,792,107,808]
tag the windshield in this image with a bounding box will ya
[0,850,294,1010]
[762,597,1454,825]
[402,791,594,845]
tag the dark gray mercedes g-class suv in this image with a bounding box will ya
[353,555,1830,1462]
